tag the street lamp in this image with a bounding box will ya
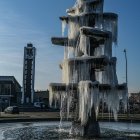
[0,98,2,116]
[124,49,129,118]
[123,49,128,85]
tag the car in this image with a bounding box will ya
[34,102,46,109]
[4,106,19,114]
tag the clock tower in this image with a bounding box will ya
[22,43,36,104]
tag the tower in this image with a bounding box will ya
[22,43,36,104]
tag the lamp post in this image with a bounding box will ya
[0,98,1,117]
[124,49,129,118]
[123,49,128,85]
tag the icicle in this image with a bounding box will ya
[79,34,90,56]
[64,46,68,59]
[62,60,70,84]
[94,44,104,56]
[68,17,80,46]
[66,91,71,119]
[103,17,118,44]
[79,81,92,125]
[91,85,100,119]
[118,85,128,112]
[78,81,100,125]
[62,58,92,84]
[104,37,112,58]
[49,85,62,108]
[68,47,75,58]
[62,20,67,37]
[49,85,54,107]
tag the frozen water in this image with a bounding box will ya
[50,0,128,131]
[62,20,67,37]
[78,81,99,125]
[102,17,118,44]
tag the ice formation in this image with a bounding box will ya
[62,17,116,57]
[49,83,127,124]
[62,20,67,37]
[49,85,61,108]
[49,84,77,120]
[78,81,99,125]
[62,58,91,84]
[102,16,118,44]
[50,0,128,129]
[78,81,128,123]
[95,60,118,85]
[68,0,104,16]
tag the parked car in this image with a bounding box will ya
[34,102,46,109]
[4,106,19,114]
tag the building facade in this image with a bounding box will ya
[0,76,21,109]
[22,43,36,104]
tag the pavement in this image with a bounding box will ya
[0,112,140,123]
[0,112,60,123]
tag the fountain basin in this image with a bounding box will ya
[0,121,140,140]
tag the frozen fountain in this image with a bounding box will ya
[49,0,128,138]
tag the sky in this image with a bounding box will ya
[0,0,139,93]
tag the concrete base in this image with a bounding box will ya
[71,120,100,138]
[84,118,100,138]
[71,105,100,138]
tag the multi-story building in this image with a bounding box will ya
[22,43,36,104]
[0,76,21,109]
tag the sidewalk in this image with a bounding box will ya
[0,112,60,123]
[0,112,140,123]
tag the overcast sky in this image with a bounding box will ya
[0,0,139,93]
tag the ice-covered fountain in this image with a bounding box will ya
[49,0,128,138]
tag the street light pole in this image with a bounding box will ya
[124,49,128,85]
[124,49,129,118]
[0,99,1,117]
